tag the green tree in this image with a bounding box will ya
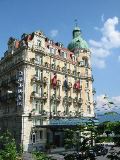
[32,151,55,160]
[0,131,21,160]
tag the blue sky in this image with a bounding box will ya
[0,0,120,113]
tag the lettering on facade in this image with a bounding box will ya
[16,71,23,106]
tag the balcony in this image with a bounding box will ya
[63,96,72,104]
[31,76,43,84]
[56,96,61,102]
[32,45,45,54]
[40,110,48,116]
[78,98,83,104]
[28,110,48,119]
[68,96,72,103]
[73,97,77,103]
[73,97,83,104]
[30,92,47,101]
[42,92,48,100]
[50,94,61,103]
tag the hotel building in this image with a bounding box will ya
[0,26,95,151]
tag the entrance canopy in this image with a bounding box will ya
[49,117,99,126]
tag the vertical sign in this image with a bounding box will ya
[16,71,23,106]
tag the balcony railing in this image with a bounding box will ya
[50,95,61,103]
[32,45,45,54]
[63,96,72,103]
[31,76,44,84]
[30,92,47,100]
[73,97,83,104]
[78,98,83,104]
[56,96,61,102]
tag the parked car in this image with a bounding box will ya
[64,152,82,160]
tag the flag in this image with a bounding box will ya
[76,81,80,90]
[51,74,57,89]
[73,81,80,90]
[64,79,68,91]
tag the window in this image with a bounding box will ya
[51,59,56,69]
[64,52,67,58]
[65,106,69,115]
[64,63,67,72]
[87,106,91,114]
[35,68,43,80]
[50,47,54,54]
[37,40,41,46]
[83,57,88,67]
[40,130,43,139]
[32,133,36,143]
[39,86,43,97]
[79,61,84,67]
[86,81,89,88]
[52,102,57,114]
[33,84,36,92]
[85,68,88,76]
[35,54,43,65]
[87,92,90,101]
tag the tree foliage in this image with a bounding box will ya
[0,131,20,160]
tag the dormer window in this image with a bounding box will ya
[37,40,41,47]
[64,52,67,59]
[72,55,76,61]
[50,47,54,54]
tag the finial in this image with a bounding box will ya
[74,19,78,27]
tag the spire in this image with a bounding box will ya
[73,19,81,39]
[74,19,78,27]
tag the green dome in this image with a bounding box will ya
[68,26,89,51]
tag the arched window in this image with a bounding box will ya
[82,57,89,67]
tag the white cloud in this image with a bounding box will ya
[92,57,106,69]
[50,29,58,38]
[95,94,120,114]
[89,16,120,69]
